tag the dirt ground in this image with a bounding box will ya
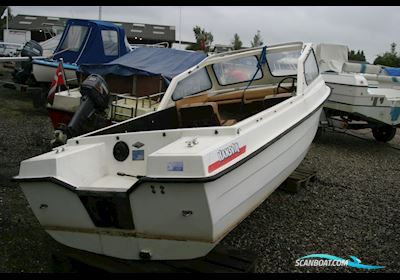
[0,73,399,272]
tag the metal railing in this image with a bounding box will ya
[110,91,165,121]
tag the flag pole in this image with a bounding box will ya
[60,58,70,95]
[179,6,182,47]
[6,7,9,30]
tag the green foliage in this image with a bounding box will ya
[231,33,242,50]
[250,30,263,47]
[188,25,214,52]
[373,42,400,67]
[348,49,366,62]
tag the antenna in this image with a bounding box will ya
[179,6,182,47]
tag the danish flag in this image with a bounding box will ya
[47,61,66,105]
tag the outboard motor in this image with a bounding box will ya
[12,40,43,84]
[66,74,110,138]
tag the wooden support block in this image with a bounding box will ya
[279,167,317,193]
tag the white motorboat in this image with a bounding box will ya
[316,43,400,142]
[14,42,330,260]
[40,33,62,58]
[32,60,79,86]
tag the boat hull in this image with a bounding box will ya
[323,73,400,126]
[19,107,321,260]
[32,62,78,85]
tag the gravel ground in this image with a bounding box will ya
[0,75,399,273]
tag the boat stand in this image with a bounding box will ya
[51,243,258,273]
[279,167,317,193]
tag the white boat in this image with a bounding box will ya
[315,43,400,142]
[39,33,62,58]
[14,42,330,260]
[32,60,79,85]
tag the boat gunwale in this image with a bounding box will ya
[324,81,369,88]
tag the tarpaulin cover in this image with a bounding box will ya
[78,47,207,81]
[315,43,349,73]
[383,67,400,76]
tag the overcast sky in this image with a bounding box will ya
[10,6,400,63]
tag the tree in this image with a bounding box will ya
[231,33,242,50]
[250,30,263,47]
[186,25,214,52]
[373,42,400,67]
[348,49,366,62]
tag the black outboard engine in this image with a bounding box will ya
[12,40,43,84]
[66,74,110,138]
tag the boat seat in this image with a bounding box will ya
[174,86,292,127]
[175,93,209,108]
[243,87,291,103]
[207,86,292,105]
[208,91,243,104]
[179,102,237,127]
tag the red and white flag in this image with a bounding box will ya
[47,61,66,105]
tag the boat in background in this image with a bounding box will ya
[31,18,131,86]
[0,41,23,57]
[39,33,62,58]
[14,42,330,260]
[47,47,207,145]
[315,43,400,142]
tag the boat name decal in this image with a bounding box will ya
[208,143,246,173]
[217,142,240,161]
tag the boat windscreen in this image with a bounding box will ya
[101,30,119,56]
[172,68,212,101]
[212,56,263,86]
[60,25,90,52]
[266,49,301,77]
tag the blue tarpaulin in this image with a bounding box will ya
[383,67,400,77]
[78,47,207,81]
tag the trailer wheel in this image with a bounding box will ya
[372,125,397,142]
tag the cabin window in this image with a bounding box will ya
[101,30,119,56]
[212,56,262,85]
[172,68,212,101]
[304,50,319,85]
[266,49,301,76]
[60,25,89,52]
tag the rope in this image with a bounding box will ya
[240,45,267,112]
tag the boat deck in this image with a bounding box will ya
[77,175,137,192]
